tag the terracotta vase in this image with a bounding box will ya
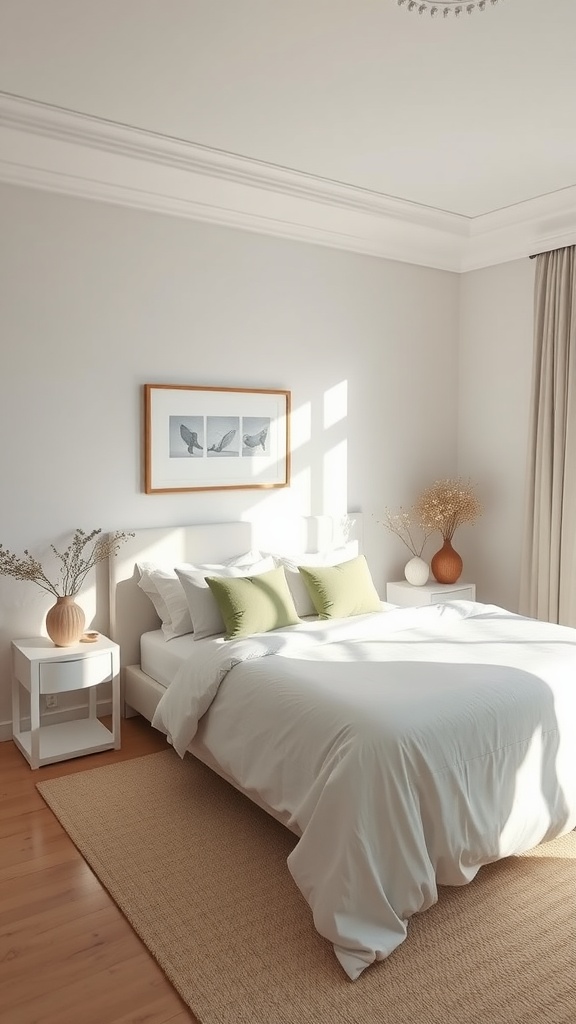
[45,595,85,647]
[431,538,463,584]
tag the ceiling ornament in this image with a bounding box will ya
[397,0,501,15]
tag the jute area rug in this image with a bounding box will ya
[37,749,576,1024]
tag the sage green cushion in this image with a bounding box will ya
[205,566,300,640]
[297,555,381,619]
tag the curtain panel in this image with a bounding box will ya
[519,246,576,625]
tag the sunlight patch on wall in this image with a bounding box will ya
[290,399,312,451]
[323,380,347,429]
[238,386,348,521]
[290,465,311,513]
[240,477,310,523]
[323,439,348,517]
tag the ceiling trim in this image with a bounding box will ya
[1,92,575,273]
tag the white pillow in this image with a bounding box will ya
[176,556,275,640]
[269,547,357,617]
[225,549,266,568]
[137,566,171,623]
[137,564,193,641]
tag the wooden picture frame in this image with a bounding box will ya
[144,384,291,493]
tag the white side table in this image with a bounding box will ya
[12,634,121,769]
[386,580,476,607]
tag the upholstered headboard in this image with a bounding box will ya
[109,514,361,672]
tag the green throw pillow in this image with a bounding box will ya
[205,565,300,640]
[297,555,381,619]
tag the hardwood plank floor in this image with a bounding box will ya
[0,716,197,1024]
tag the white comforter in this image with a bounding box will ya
[152,601,576,979]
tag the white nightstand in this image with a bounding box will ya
[11,634,121,769]
[386,580,476,607]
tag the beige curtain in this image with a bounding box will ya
[519,246,576,625]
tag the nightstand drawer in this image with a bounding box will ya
[427,585,475,603]
[386,581,476,607]
[39,652,112,694]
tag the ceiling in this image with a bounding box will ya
[1,0,576,269]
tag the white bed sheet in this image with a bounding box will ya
[141,604,396,688]
[140,629,197,689]
[151,602,576,980]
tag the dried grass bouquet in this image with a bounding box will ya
[414,477,482,542]
[0,527,133,597]
[378,507,434,558]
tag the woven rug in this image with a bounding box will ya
[37,749,576,1024]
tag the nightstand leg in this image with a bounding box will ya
[112,672,121,749]
[30,672,40,769]
[11,676,21,743]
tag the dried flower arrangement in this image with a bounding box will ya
[0,528,134,597]
[414,477,482,542]
[378,507,434,558]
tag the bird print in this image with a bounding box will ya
[208,428,236,453]
[243,428,268,451]
[180,424,203,454]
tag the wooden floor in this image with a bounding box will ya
[0,716,197,1024]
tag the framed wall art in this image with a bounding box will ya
[144,384,291,493]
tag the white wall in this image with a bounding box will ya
[457,258,535,611]
[0,182,460,735]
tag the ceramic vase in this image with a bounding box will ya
[45,595,85,647]
[431,538,463,584]
[404,556,430,586]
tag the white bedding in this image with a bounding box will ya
[151,601,576,980]
[140,629,197,689]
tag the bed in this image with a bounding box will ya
[109,516,576,981]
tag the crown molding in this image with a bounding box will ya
[464,188,576,270]
[1,92,575,273]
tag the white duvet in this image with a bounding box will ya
[152,601,576,979]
